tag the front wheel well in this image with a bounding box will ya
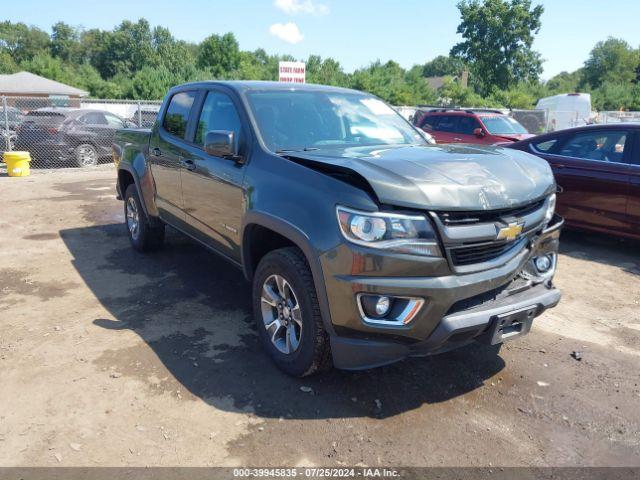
[243,224,298,279]
[118,169,135,198]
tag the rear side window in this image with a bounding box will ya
[162,91,196,139]
[421,115,440,130]
[437,116,458,133]
[532,139,558,153]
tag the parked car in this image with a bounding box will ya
[415,108,534,145]
[113,81,562,377]
[508,124,640,240]
[128,106,160,128]
[15,108,130,167]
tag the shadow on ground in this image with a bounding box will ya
[559,229,640,275]
[60,223,505,419]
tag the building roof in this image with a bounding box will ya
[0,71,89,97]
[425,76,448,91]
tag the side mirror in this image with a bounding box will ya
[474,128,485,138]
[204,130,239,159]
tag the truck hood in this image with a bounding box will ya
[286,144,555,211]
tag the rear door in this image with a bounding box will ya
[539,129,632,235]
[180,88,247,262]
[149,90,198,223]
[78,112,112,155]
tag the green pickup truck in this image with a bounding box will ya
[112,81,562,377]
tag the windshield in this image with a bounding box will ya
[246,90,427,152]
[481,116,528,135]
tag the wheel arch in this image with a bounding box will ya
[242,211,336,336]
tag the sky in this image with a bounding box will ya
[4,0,640,79]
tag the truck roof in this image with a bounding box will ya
[172,80,362,95]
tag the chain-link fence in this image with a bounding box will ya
[1,96,161,170]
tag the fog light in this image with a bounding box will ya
[360,294,393,318]
[375,296,391,316]
[534,255,553,273]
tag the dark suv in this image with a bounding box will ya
[113,81,562,377]
[415,108,534,145]
[16,108,129,167]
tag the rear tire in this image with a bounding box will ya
[124,184,165,252]
[74,143,98,167]
[253,247,332,377]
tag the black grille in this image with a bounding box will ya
[450,240,521,266]
[438,199,545,226]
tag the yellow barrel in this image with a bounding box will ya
[3,151,31,177]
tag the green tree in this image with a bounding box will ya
[451,0,544,96]
[196,33,241,78]
[0,49,18,73]
[305,55,348,86]
[422,55,466,77]
[0,21,50,63]
[51,22,81,63]
[591,82,634,111]
[546,70,583,94]
[583,38,639,89]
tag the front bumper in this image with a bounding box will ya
[320,215,563,370]
[330,282,560,370]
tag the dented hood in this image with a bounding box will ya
[287,144,556,211]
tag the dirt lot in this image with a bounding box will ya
[0,168,639,467]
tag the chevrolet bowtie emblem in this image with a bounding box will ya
[496,222,524,242]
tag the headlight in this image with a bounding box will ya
[336,206,442,257]
[544,194,556,225]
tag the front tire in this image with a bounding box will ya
[253,247,332,377]
[124,184,165,252]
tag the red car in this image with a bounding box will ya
[414,109,534,145]
[508,124,640,240]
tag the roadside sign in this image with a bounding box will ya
[278,61,306,83]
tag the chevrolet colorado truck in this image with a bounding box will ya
[113,81,563,377]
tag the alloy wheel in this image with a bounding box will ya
[126,196,140,240]
[260,274,303,354]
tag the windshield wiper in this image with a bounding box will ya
[276,147,320,154]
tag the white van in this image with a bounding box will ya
[535,93,593,132]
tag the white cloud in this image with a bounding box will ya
[269,22,304,44]
[274,0,329,15]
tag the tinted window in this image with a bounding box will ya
[195,91,242,149]
[436,116,458,133]
[558,130,627,163]
[421,115,439,130]
[82,112,107,125]
[163,91,196,139]
[458,116,480,135]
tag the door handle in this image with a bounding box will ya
[454,137,463,142]
[554,163,566,169]
[151,147,162,157]
[180,158,196,171]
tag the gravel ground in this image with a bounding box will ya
[0,168,639,467]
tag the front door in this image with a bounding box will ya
[626,136,640,237]
[180,89,247,262]
[543,129,632,235]
[148,90,197,222]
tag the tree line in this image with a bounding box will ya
[1,0,639,111]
